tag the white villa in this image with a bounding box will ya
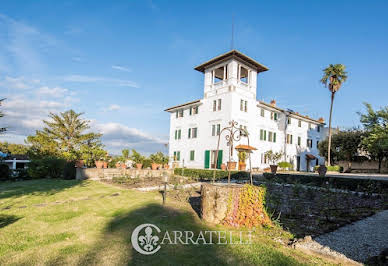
[165,50,328,172]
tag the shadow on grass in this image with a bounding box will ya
[0,179,85,200]
[0,214,21,228]
[76,203,302,266]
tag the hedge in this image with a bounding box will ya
[313,165,343,172]
[174,168,249,181]
[263,173,388,194]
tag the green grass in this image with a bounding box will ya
[0,179,332,265]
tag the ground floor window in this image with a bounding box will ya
[173,151,180,161]
[190,150,195,161]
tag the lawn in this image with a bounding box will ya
[0,179,332,265]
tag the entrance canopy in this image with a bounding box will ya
[305,154,316,160]
[235,145,257,153]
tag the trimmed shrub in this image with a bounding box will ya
[27,157,67,179]
[13,168,30,180]
[174,168,249,181]
[278,161,293,170]
[314,165,343,172]
[0,164,10,180]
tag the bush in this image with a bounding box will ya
[28,157,67,179]
[313,165,343,172]
[278,161,293,170]
[0,164,10,180]
[174,168,249,181]
[63,161,76,180]
[13,168,30,180]
[263,172,388,193]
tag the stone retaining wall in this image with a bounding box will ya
[76,168,173,180]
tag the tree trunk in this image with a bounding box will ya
[327,92,335,167]
[378,157,382,173]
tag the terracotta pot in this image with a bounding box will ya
[239,162,246,171]
[136,163,143,170]
[121,164,126,169]
[164,164,170,169]
[318,165,327,177]
[95,160,104,169]
[151,163,158,170]
[227,161,237,170]
[103,162,108,169]
[221,163,226,171]
[115,162,121,168]
[270,165,278,174]
[75,160,84,168]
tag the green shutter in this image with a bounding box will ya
[177,151,180,161]
[188,128,191,138]
[173,151,176,161]
[264,130,267,141]
[204,150,210,169]
[260,129,263,140]
[178,130,181,139]
[217,150,223,169]
[176,111,178,118]
[190,150,195,161]
[274,132,277,143]
[174,130,177,140]
[189,107,192,115]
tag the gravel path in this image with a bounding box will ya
[314,210,388,262]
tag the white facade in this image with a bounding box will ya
[165,50,327,171]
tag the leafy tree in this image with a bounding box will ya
[27,110,105,161]
[0,141,29,155]
[130,149,145,164]
[122,149,130,160]
[320,64,348,166]
[149,152,166,164]
[0,98,6,134]
[359,103,388,173]
[318,129,363,166]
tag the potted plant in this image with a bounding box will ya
[95,160,104,169]
[238,151,247,171]
[130,149,144,170]
[150,152,165,170]
[162,155,169,169]
[264,150,283,174]
[75,160,84,168]
[318,164,327,177]
[227,160,237,170]
[115,161,122,168]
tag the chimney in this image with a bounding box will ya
[270,99,276,107]
[318,117,325,123]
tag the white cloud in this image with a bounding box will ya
[37,86,69,98]
[71,56,82,62]
[107,104,121,111]
[63,75,139,88]
[0,76,31,89]
[112,65,131,72]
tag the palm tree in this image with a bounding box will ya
[320,64,348,166]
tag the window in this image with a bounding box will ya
[317,126,320,132]
[239,65,249,83]
[240,100,248,112]
[176,111,178,118]
[307,139,313,148]
[298,120,301,127]
[176,109,183,118]
[287,117,291,125]
[212,124,220,136]
[190,150,195,161]
[308,123,312,130]
[212,65,227,84]
[260,129,266,141]
[260,109,265,117]
[174,129,181,140]
[271,112,278,121]
[188,128,197,139]
[174,151,181,161]
[268,131,273,142]
[316,140,319,148]
[213,99,221,111]
[190,106,198,115]
[273,132,277,143]
[261,153,268,164]
[286,134,293,144]
[298,136,301,146]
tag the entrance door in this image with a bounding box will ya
[207,150,223,169]
[296,156,300,171]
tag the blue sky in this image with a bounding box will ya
[1,0,387,154]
